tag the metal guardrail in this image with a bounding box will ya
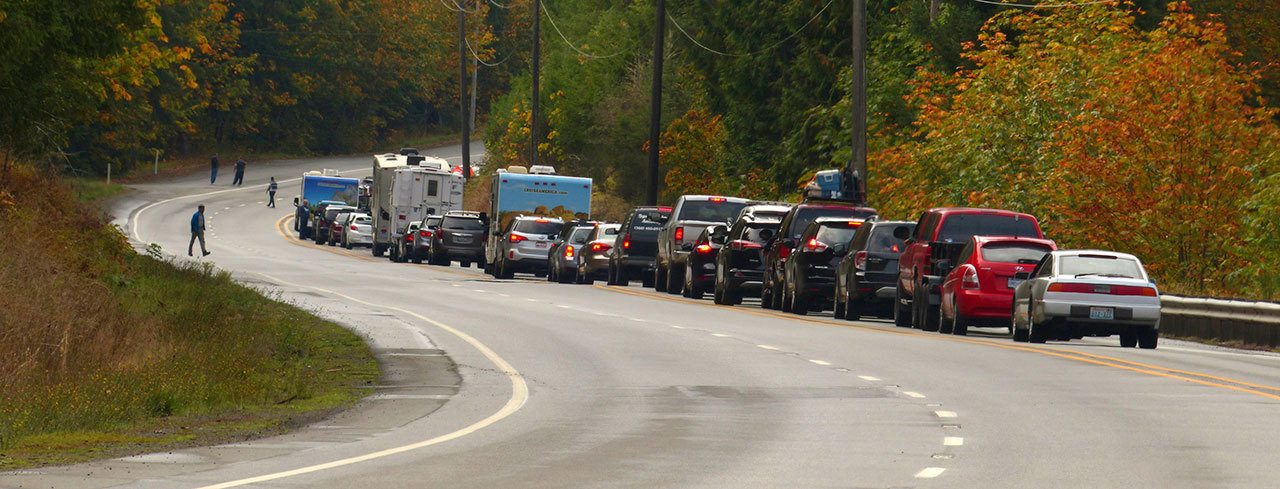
[1160,295,1280,348]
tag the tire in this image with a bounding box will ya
[411,254,422,264]
[790,286,808,316]
[844,290,862,322]
[606,264,620,286]
[719,282,737,307]
[1028,318,1049,344]
[373,244,385,257]
[893,287,911,327]
[1120,331,1138,348]
[687,273,703,300]
[780,272,795,313]
[641,271,654,288]
[952,311,969,336]
[939,299,955,334]
[497,258,514,279]
[1138,327,1159,349]
[666,263,683,295]
[461,260,470,268]
[913,283,940,332]
[760,276,775,310]
[655,264,668,292]
[833,289,846,319]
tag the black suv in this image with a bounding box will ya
[762,201,877,310]
[605,206,672,286]
[427,211,486,268]
[833,221,914,321]
[312,204,355,245]
[712,204,791,305]
[783,218,866,315]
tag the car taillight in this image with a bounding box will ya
[674,227,684,242]
[623,234,631,249]
[694,243,713,254]
[803,238,828,253]
[508,234,527,243]
[406,234,415,242]
[351,225,358,230]
[1049,283,1158,296]
[564,245,575,258]
[962,266,980,290]
[709,197,726,203]
[591,242,612,252]
[779,246,792,260]
[853,250,868,270]
[729,239,762,251]
[419,230,432,238]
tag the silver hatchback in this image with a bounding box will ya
[493,217,565,279]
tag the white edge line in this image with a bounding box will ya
[903,391,926,398]
[756,344,779,350]
[809,359,831,366]
[194,274,529,489]
[915,467,946,478]
[858,375,881,381]
[943,436,964,446]
[935,410,958,418]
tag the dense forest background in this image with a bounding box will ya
[2,0,1278,297]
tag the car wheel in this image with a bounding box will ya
[606,264,618,285]
[687,274,703,300]
[498,258,514,279]
[373,244,384,257]
[893,286,911,327]
[1028,317,1049,344]
[844,289,862,322]
[790,285,808,316]
[1138,327,1159,349]
[411,254,422,264]
[939,297,955,334]
[833,287,846,319]
[655,264,668,292]
[760,276,774,309]
[1119,331,1138,348]
[460,260,470,268]
[950,299,969,336]
[918,283,940,332]
[547,265,557,282]
[641,270,654,288]
[666,263,684,295]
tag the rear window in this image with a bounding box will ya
[742,222,781,243]
[634,208,670,225]
[868,225,910,253]
[937,214,1038,243]
[569,227,593,244]
[815,225,859,245]
[514,220,563,235]
[441,216,484,231]
[982,243,1052,264]
[425,217,443,228]
[1059,255,1144,279]
[678,200,749,223]
[601,226,620,236]
[788,207,876,238]
[355,216,372,224]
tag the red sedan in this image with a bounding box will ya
[940,236,1056,336]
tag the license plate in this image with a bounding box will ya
[454,237,472,244]
[1089,307,1115,320]
[1007,278,1024,289]
[535,241,549,249]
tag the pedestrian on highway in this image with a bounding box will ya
[267,177,278,207]
[189,204,210,257]
[210,154,219,184]
[233,157,246,186]
[296,199,311,239]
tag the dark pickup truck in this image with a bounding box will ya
[895,207,1044,331]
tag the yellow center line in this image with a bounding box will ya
[594,284,1280,402]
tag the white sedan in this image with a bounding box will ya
[342,213,374,249]
[1012,250,1160,348]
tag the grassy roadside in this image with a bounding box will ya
[0,165,378,469]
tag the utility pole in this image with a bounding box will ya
[530,0,541,167]
[645,0,666,206]
[848,0,868,204]
[459,2,471,179]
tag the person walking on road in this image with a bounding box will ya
[210,154,219,184]
[189,204,210,257]
[267,177,278,207]
[233,157,246,186]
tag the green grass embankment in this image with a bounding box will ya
[0,165,377,469]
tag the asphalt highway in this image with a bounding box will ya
[3,144,1279,488]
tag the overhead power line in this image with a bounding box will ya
[541,2,628,59]
[465,37,510,67]
[666,0,835,58]
[972,0,1118,8]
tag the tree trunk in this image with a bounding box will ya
[929,0,941,23]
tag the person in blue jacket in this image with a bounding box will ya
[296,199,311,239]
[189,204,210,257]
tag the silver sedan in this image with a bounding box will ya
[1012,250,1161,348]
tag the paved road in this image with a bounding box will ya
[4,144,1280,488]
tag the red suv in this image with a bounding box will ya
[939,236,1056,335]
[895,208,1044,331]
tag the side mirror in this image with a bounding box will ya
[1015,272,1032,280]
[893,226,911,240]
[711,234,727,245]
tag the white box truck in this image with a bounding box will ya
[372,153,464,260]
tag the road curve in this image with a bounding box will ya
[4,145,1280,488]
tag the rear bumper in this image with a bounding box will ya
[956,289,1014,319]
[582,254,610,273]
[1040,299,1161,327]
[442,245,484,260]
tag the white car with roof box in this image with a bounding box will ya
[1012,250,1161,348]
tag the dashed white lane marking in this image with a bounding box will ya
[451,284,461,287]
[473,290,486,293]
[223,207,231,210]
[915,467,946,479]
[756,344,779,351]
[525,298,537,302]
[711,333,731,338]
[858,375,881,382]
[629,318,648,322]
[809,359,832,366]
[498,293,510,298]
[556,305,573,309]
[944,437,964,446]
[935,410,958,419]
[670,325,686,329]
[238,203,246,207]
[903,391,926,398]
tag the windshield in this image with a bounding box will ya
[514,220,563,236]
[441,216,485,231]
[569,227,593,244]
[788,207,875,238]
[678,200,748,223]
[937,214,1038,243]
[815,226,858,246]
[1059,255,1144,279]
[982,242,1052,264]
[868,225,910,253]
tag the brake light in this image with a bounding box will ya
[508,234,527,243]
[709,197,726,203]
[351,225,358,230]
[694,243,714,254]
[674,227,684,242]
[890,244,900,253]
[853,250,868,270]
[962,266,980,290]
[803,238,828,253]
[564,245,575,258]
[591,242,612,252]
[729,239,762,251]
[1047,283,1156,296]
[419,230,432,238]
[535,219,549,223]
[406,233,415,242]
[623,234,631,249]
[848,221,864,227]
[779,246,792,260]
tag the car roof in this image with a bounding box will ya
[970,236,1056,247]
[633,206,673,213]
[678,195,750,203]
[1050,249,1141,261]
[794,202,877,213]
[515,216,564,222]
[443,210,480,217]
[927,207,1036,218]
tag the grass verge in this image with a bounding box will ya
[0,165,378,469]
